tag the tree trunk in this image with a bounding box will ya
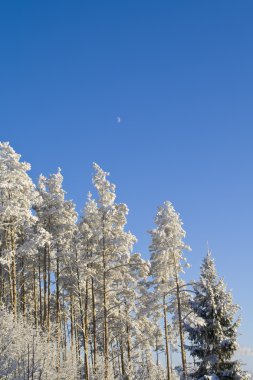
[38,258,42,326]
[21,257,26,318]
[62,293,67,361]
[172,251,187,379]
[175,273,187,379]
[156,335,159,366]
[56,250,61,373]
[91,277,97,374]
[120,341,125,377]
[0,237,3,303]
[33,266,38,328]
[43,245,47,327]
[125,302,131,364]
[11,256,17,317]
[102,219,109,380]
[75,249,89,380]
[78,288,89,380]
[47,244,51,332]
[103,257,109,379]
[73,301,82,379]
[163,294,171,380]
[111,342,116,378]
[10,227,17,318]
[116,339,121,377]
[84,279,90,380]
[70,294,75,351]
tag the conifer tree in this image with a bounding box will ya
[90,163,138,379]
[0,142,36,317]
[185,252,249,380]
[0,142,249,380]
[149,201,190,380]
[35,169,77,370]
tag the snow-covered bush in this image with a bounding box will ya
[0,307,78,380]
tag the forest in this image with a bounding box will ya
[0,142,249,380]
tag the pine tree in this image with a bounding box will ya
[0,142,249,380]
[90,163,142,380]
[185,252,249,380]
[149,201,190,380]
[0,142,36,318]
[35,169,77,371]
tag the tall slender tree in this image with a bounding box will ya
[0,142,249,380]
[0,142,36,317]
[90,163,138,380]
[35,169,77,369]
[149,201,190,380]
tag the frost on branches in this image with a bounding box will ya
[0,142,250,380]
[185,253,249,380]
[149,201,191,380]
[0,307,78,379]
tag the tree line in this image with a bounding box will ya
[0,142,249,380]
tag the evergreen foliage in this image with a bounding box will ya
[0,142,249,380]
[185,253,249,380]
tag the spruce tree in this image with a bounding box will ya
[185,252,249,380]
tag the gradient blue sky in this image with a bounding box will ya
[0,0,252,371]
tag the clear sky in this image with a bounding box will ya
[0,0,252,372]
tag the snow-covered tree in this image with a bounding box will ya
[0,142,249,380]
[35,169,77,372]
[185,252,249,380]
[149,201,190,380]
[0,142,36,317]
[89,163,142,380]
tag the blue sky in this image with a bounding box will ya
[0,0,253,371]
